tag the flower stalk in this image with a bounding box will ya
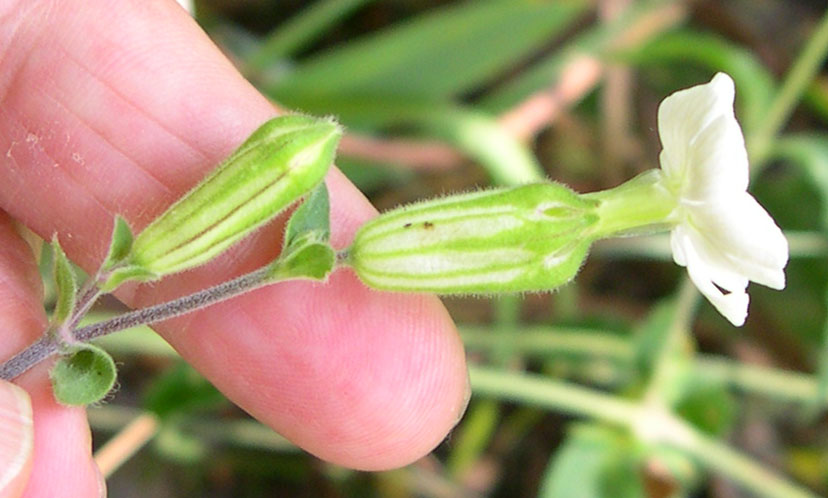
[583,169,676,238]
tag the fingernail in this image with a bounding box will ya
[0,380,33,494]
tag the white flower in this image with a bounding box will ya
[658,73,788,326]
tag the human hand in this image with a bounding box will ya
[0,378,33,498]
[0,1,469,495]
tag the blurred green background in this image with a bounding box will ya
[84,1,828,496]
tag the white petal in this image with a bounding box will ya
[658,73,736,185]
[670,228,687,267]
[674,224,749,293]
[689,194,788,289]
[679,232,749,326]
[682,114,749,201]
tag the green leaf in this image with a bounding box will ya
[271,1,587,100]
[598,452,648,498]
[101,215,134,271]
[271,242,336,281]
[50,344,117,406]
[539,424,645,498]
[675,381,737,437]
[245,0,375,67]
[99,265,158,293]
[540,428,607,498]
[266,182,336,281]
[51,237,77,325]
[482,0,684,112]
[283,182,331,250]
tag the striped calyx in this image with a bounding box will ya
[129,114,341,278]
[347,183,599,293]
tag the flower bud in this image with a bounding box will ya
[348,183,599,293]
[130,115,342,277]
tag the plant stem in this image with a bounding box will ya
[678,423,819,498]
[592,231,828,260]
[749,7,828,165]
[0,266,273,381]
[66,277,105,331]
[470,364,818,498]
[464,324,825,407]
[460,325,635,361]
[74,267,271,343]
[694,356,825,406]
[644,278,698,403]
[468,365,639,426]
[583,169,677,239]
[0,336,58,381]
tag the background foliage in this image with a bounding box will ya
[84,1,828,496]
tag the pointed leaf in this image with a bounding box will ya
[271,1,588,100]
[99,265,158,293]
[101,215,134,271]
[270,242,335,281]
[283,182,331,251]
[50,344,117,406]
[482,1,683,112]
[51,237,77,325]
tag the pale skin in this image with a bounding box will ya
[0,1,470,496]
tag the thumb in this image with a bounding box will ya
[0,380,33,498]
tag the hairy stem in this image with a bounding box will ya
[67,280,105,331]
[0,266,272,381]
[0,336,59,381]
[75,267,270,343]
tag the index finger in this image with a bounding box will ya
[0,0,469,470]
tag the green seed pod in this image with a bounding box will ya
[130,115,342,277]
[348,183,599,293]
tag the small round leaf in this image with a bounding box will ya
[50,344,117,406]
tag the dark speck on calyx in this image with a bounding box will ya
[403,223,412,228]
[423,222,434,229]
